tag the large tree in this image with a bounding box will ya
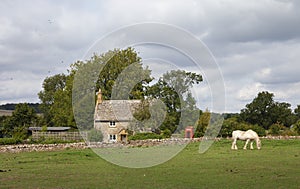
[71,48,152,100]
[240,91,296,130]
[1,103,38,139]
[94,47,152,100]
[40,47,152,130]
[38,74,67,127]
[147,70,202,133]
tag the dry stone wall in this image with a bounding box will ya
[1,136,299,153]
[0,143,87,153]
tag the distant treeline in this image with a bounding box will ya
[0,103,41,113]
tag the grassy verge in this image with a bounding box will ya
[0,139,299,188]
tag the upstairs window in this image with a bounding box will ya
[109,121,116,127]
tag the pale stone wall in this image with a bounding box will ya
[95,121,129,142]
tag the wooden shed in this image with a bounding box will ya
[28,127,83,141]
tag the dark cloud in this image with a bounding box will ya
[1,0,300,112]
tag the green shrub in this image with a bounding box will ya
[292,120,300,135]
[41,125,48,132]
[128,132,164,140]
[29,138,78,144]
[280,129,298,136]
[249,124,266,136]
[161,129,171,138]
[0,138,22,145]
[269,123,281,135]
[87,129,103,142]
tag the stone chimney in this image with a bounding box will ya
[97,88,103,104]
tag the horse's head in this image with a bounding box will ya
[257,139,261,150]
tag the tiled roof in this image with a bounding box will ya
[95,100,141,121]
[28,127,71,131]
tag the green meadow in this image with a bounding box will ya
[1,139,299,189]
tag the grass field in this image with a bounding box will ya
[1,139,299,189]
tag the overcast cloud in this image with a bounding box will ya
[1,0,300,112]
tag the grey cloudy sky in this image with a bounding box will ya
[1,0,300,113]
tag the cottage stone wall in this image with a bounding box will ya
[95,121,130,142]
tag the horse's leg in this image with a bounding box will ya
[231,138,236,150]
[232,138,237,150]
[234,139,238,150]
[250,140,254,150]
[243,139,250,150]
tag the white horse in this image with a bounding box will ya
[231,129,261,150]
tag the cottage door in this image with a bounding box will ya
[120,134,127,142]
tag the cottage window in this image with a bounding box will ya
[109,134,117,142]
[109,121,116,127]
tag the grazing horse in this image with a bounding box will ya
[231,129,261,150]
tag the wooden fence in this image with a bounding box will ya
[32,131,87,141]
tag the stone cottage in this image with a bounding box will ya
[94,89,141,143]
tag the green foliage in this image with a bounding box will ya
[292,120,300,135]
[130,99,151,131]
[0,116,10,138]
[41,125,48,132]
[38,74,68,127]
[240,91,297,130]
[94,47,152,100]
[0,138,22,145]
[240,91,274,129]
[29,138,79,144]
[72,48,152,130]
[87,129,103,142]
[279,129,298,136]
[294,105,300,120]
[268,122,299,136]
[147,70,202,133]
[194,110,211,137]
[219,117,266,137]
[248,124,266,136]
[219,117,239,137]
[39,48,151,130]
[178,92,201,132]
[161,129,172,138]
[1,103,38,139]
[129,99,166,134]
[269,123,282,135]
[128,132,164,140]
[159,112,179,133]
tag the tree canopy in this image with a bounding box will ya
[240,91,297,130]
[39,47,153,130]
[0,103,38,139]
[146,70,202,133]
